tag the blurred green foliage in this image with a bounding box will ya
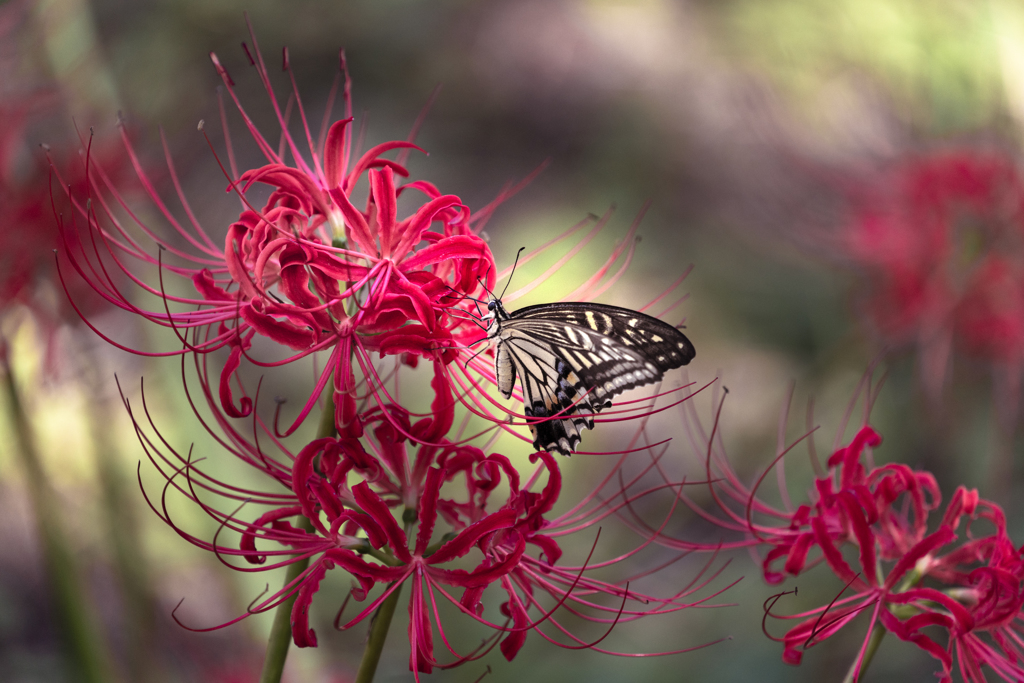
[717,0,1005,133]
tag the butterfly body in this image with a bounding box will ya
[483,299,695,455]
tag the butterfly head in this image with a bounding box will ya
[484,297,511,324]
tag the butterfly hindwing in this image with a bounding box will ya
[489,301,694,455]
[496,325,600,454]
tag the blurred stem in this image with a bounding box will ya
[354,583,403,683]
[91,427,157,683]
[79,344,159,683]
[842,622,886,683]
[259,390,336,683]
[1,352,115,683]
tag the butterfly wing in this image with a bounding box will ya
[496,302,695,455]
[495,321,602,455]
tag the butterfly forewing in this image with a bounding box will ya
[489,301,695,455]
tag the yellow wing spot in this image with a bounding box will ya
[651,335,663,343]
[628,318,638,327]
[585,311,598,330]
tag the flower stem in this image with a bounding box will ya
[258,528,314,683]
[842,622,886,683]
[354,583,404,683]
[77,341,161,682]
[2,350,115,683]
[258,391,336,683]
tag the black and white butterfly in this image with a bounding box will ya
[481,296,695,456]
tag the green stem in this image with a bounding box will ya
[2,353,115,683]
[258,391,337,683]
[842,621,886,683]
[354,583,404,683]
[258,520,314,683]
[80,343,160,683]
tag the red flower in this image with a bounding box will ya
[134,351,726,678]
[1,101,110,312]
[57,28,510,437]
[841,150,1024,399]
[671,379,1024,681]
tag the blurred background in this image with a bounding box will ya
[2,0,1023,680]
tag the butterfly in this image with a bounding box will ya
[482,296,695,456]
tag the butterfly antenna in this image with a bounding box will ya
[477,276,495,299]
[498,246,526,301]
[482,259,493,291]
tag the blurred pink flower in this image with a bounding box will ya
[841,150,1024,404]
[0,97,134,381]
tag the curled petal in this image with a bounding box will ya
[219,330,255,417]
[292,559,331,648]
[240,506,304,564]
[428,507,518,565]
[352,481,412,563]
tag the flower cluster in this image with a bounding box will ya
[61,25,717,679]
[57,38,502,439]
[676,385,1024,682]
[133,353,722,674]
[841,150,1024,401]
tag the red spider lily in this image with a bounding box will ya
[0,98,135,386]
[126,346,730,679]
[51,19,699,455]
[1,101,115,321]
[840,150,1024,402]
[666,379,1024,681]
[1,103,61,315]
[53,25,522,438]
